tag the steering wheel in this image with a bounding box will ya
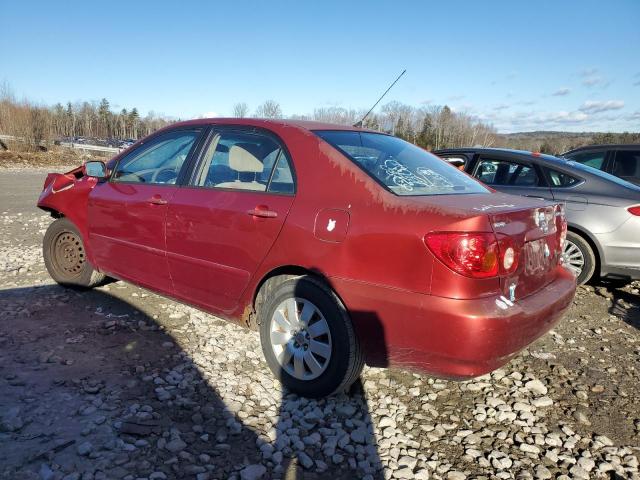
[115,171,146,182]
[151,167,178,184]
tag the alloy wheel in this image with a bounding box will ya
[562,239,585,278]
[269,297,332,381]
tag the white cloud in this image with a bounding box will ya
[582,76,610,88]
[580,67,599,76]
[199,111,219,118]
[551,88,571,96]
[626,110,640,121]
[545,111,589,123]
[579,100,625,114]
[579,68,611,88]
[493,104,510,111]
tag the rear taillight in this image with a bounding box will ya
[555,203,567,250]
[424,232,518,279]
[628,205,640,216]
[497,235,519,274]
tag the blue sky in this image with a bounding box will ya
[1,0,639,133]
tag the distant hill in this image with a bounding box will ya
[493,131,640,155]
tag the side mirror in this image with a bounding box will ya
[84,161,108,179]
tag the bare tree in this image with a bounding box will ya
[255,100,282,118]
[233,102,249,118]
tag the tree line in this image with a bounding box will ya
[235,100,497,151]
[0,83,172,150]
[1,82,637,154]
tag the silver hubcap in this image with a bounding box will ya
[563,240,585,277]
[269,298,332,381]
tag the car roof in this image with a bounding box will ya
[162,117,378,133]
[435,147,640,193]
[563,144,640,154]
[434,147,554,158]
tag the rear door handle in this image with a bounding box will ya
[147,195,168,205]
[247,206,278,218]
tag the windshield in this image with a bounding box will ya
[315,131,490,196]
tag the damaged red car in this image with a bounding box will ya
[38,119,576,397]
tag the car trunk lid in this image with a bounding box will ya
[490,204,563,301]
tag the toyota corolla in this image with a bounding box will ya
[37,119,576,397]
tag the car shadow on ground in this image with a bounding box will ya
[0,284,385,479]
[600,281,640,330]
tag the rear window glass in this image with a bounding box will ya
[547,168,580,187]
[565,151,606,170]
[613,150,640,180]
[563,159,640,189]
[314,131,489,196]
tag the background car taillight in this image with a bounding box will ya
[424,232,518,279]
[628,205,640,216]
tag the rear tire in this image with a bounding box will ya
[43,218,104,288]
[258,276,364,398]
[563,231,596,285]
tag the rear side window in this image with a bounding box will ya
[195,130,294,193]
[475,159,539,186]
[566,150,606,170]
[315,131,488,196]
[547,168,580,187]
[612,150,640,181]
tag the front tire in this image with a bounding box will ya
[43,218,105,288]
[258,276,364,398]
[563,231,596,285]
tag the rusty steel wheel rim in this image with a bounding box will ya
[53,231,86,277]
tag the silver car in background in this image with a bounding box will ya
[434,148,640,284]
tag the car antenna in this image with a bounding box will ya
[353,69,406,128]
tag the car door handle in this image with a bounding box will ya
[247,206,278,218]
[147,195,168,205]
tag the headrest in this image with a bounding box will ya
[229,144,263,173]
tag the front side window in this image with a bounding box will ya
[438,155,467,170]
[475,159,539,186]
[566,151,606,170]
[547,168,580,187]
[196,130,294,193]
[315,131,488,196]
[112,129,200,184]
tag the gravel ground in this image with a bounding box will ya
[1,168,639,480]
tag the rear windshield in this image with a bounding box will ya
[315,130,489,196]
[562,159,640,191]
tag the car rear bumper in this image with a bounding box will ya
[333,266,576,378]
[596,216,640,280]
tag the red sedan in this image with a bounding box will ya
[38,119,576,397]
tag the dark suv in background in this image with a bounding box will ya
[562,144,640,186]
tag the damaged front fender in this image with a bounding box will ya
[37,165,100,264]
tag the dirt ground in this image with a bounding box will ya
[1,166,639,480]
